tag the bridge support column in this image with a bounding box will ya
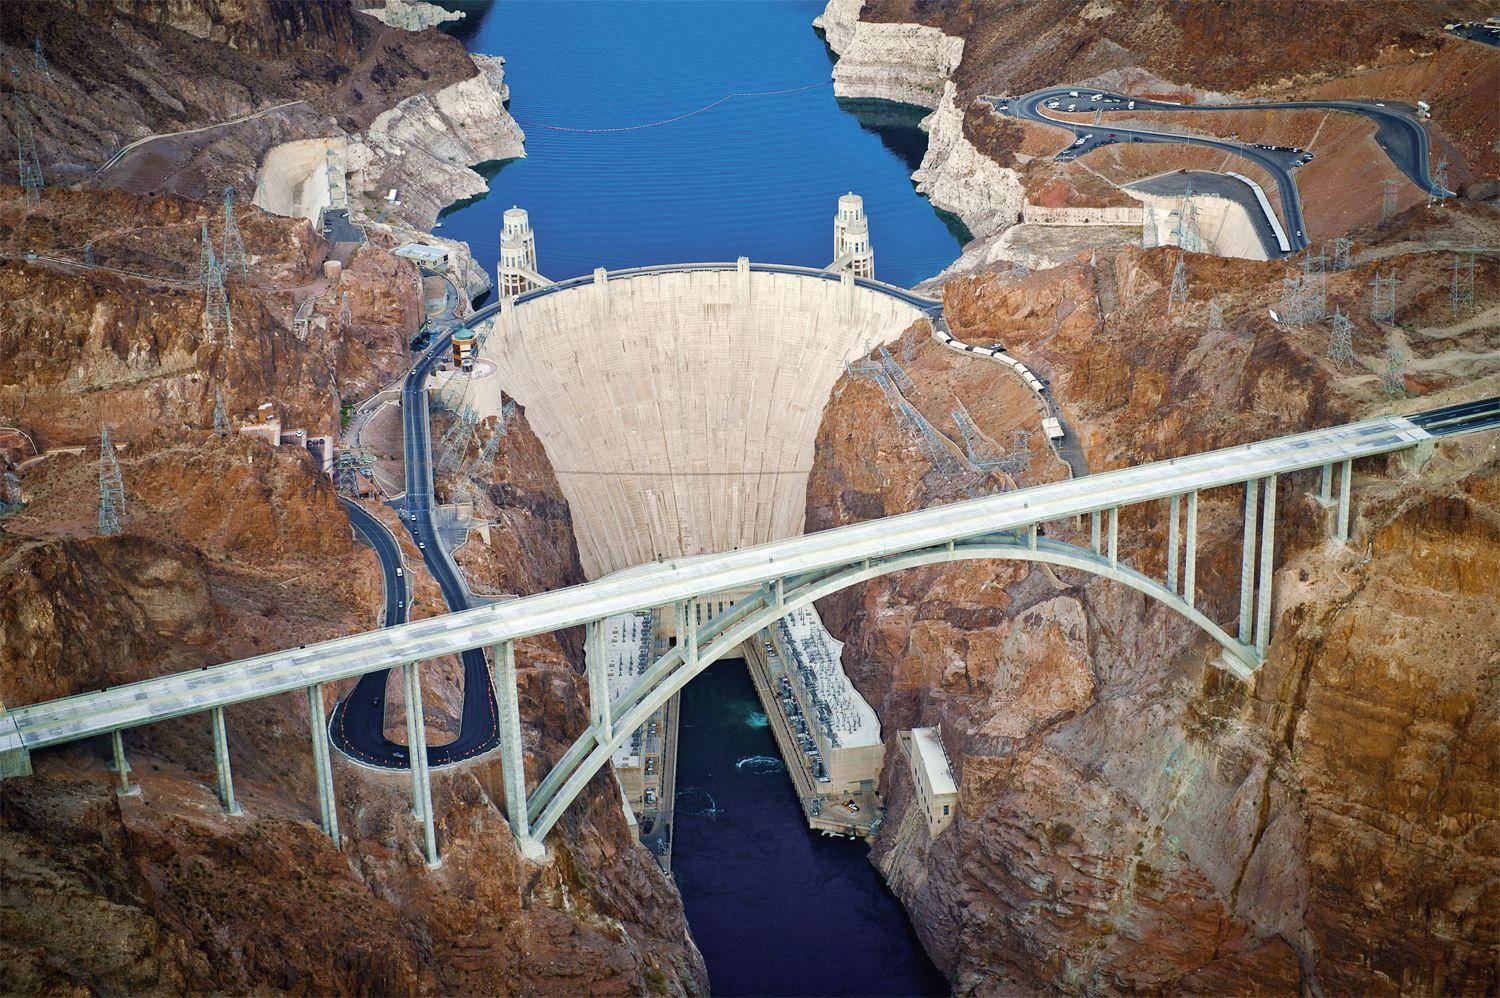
[1336,458,1352,542]
[402,663,424,819]
[1090,511,1100,553]
[676,600,698,670]
[210,706,242,816]
[403,662,440,869]
[585,620,613,741]
[1107,507,1119,567]
[1167,494,1181,593]
[111,729,139,797]
[1027,523,1038,551]
[773,577,784,609]
[1184,491,1198,607]
[307,683,338,843]
[1255,474,1278,655]
[1318,463,1332,505]
[491,640,544,861]
[1239,478,1260,643]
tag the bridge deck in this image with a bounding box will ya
[4,401,1475,757]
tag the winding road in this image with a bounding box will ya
[989,88,1450,256]
[330,308,504,769]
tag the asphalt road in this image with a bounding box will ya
[330,324,504,769]
[987,89,1448,255]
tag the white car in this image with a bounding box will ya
[1047,100,1060,108]
[1068,103,1077,111]
[1375,101,1385,107]
[419,541,426,549]
[1068,90,1079,97]
[1127,100,1136,109]
[396,567,404,577]
[1073,136,1086,146]
[1091,94,1103,101]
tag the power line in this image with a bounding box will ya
[511,80,832,134]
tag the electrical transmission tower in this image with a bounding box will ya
[1326,308,1354,369]
[220,187,248,278]
[203,264,232,345]
[1380,179,1400,224]
[1300,249,1327,320]
[1431,157,1449,202]
[1380,344,1407,398]
[33,38,47,74]
[1207,300,1224,334]
[9,67,44,203]
[83,242,94,267]
[1141,204,1157,249]
[1450,253,1475,316]
[198,220,219,286]
[847,359,964,481]
[1329,237,1352,272]
[212,387,229,435]
[478,401,518,464]
[333,449,374,497]
[1172,184,1201,253]
[1167,255,1189,314]
[436,404,479,473]
[1369,270,1397,324]
[951,400,1030,477]
[879,346,915,393]
[97,426,125,536]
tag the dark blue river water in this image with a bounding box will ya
[442,3,955,993]
[441,0,965,299]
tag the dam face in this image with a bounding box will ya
[481,268,924,579]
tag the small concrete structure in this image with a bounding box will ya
[901,726,957,837]
[394,243,451,271]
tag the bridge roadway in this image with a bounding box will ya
[989,89,1449,255]
[9,399,1494,760]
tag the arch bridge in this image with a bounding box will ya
[1,397,1494,867]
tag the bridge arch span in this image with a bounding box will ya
[523,533,1252,846]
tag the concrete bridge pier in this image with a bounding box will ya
[1255,475,1278,655]
[490,640,545,862]
[1183,491,1199,605]
[1239,478,1260,642]
[585,621,614,741]
[403,662,440,868]
[111,729,138,797]
[307,683,339,843]
[210,706,243,816]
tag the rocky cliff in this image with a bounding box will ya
[807,212,1499,993]
[0,419,705,995]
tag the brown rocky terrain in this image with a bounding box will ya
[807,204,1499,993]
[0,0,479,196]
[1,414,705,995]
[0,184,420,447]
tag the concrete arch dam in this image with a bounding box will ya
[479,265,929,579]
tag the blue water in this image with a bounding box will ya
[442,4,955,992]
[440,0,966,303]
[675,661,948,997]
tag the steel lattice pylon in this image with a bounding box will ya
[1330,237,1352,272]
[1431,156,1449,202]
[436,404,479,474]
[1450,253,1475,316]
[203,265,232,345]
[1369,270,1398,325]
[33,38,47,74]
[1300,249,1327,320]
[213,387,229,436]
[220,187,248,278]
[98,426,125,536]
[333,449,374,498]
[1380,343,1407,398]
[83,242,94,267]
[952,400,1030,477]
[198,219,218,287]
[9,67,43,203]
[1326,308,1354,369]
[1167,255,1189,314]
[1380,178,1400,224]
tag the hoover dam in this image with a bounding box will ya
[482,260,926,578]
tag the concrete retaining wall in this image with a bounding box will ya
[481,269,924,579]
[1022,203,1144,227]
[253,137,342,225]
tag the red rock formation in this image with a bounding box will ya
[808,214,1499,993]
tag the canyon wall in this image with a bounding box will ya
[807,217,1499,993]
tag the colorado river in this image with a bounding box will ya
[442,2,958,991]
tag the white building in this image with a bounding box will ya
[902,726,958,837]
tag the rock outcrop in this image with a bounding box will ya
[815,0,961,110]
[807,220,1499,993]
